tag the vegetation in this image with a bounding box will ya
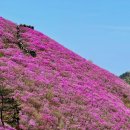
[16,25,36,57]
[0,52,4,58]
[120,72,130,108]
[0,79,21,129]
[120,71,130,84]
[19,24,34,29]
[1,16,130,130]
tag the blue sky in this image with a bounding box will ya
[0,0,130,75]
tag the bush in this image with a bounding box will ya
[0,52,4,57]
[19,24,34,30]
[0,79,21,129]
[120,72,130,84]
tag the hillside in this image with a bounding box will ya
[120,72,130,85]
[1,17,130,130]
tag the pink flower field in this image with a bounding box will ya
[0,17,130,130]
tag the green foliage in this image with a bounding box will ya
[0,80,21,129]
[120,73,130,108]
[120,71,130,84]
[0,52,4,58]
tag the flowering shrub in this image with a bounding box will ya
[1,17,130,130]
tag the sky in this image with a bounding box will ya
[0,0,130,76]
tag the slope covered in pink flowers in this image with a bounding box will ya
[1,17,130,130]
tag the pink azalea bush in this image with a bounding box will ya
[1,17,130,130]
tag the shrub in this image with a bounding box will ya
[19,24,34,30]
[0,52,4,57]
[0,79,21,129]
[120,72,130,84]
